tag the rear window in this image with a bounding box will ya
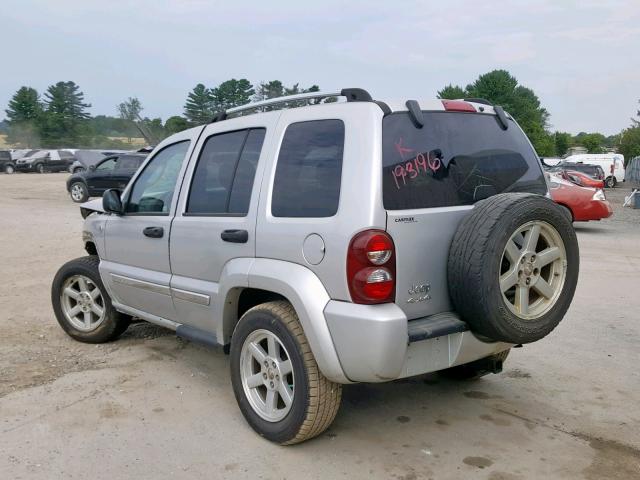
[382,112,546,210]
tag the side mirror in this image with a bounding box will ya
[103,189,123,214]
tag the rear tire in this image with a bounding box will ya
[4,164,15,174]
[35,163,45,174]
[230,301,342,444]
[605,176,617,188]
[448,193,579,344]
[51,256,130,343]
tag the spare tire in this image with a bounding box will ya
[448,193,578,344]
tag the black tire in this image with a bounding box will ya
[4,163,15,174]
[605,176,617,188]
[230,301,342,445]
[35,163,45,174]
[440,349,510,380]
[69,181,89,203]
[51,256,130,343]
[559,204,574,223]
[448,193,579,344]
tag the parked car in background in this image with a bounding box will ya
[548,175,612,222]
[66,152,146,202]
[540,157,562,168]
[69,149,130,173]
[549,161,605,181]
[557,170,604,189]
[10,149,38,161]
[1,150,16,174]
[563,153,625,188]
[15,149,76,173]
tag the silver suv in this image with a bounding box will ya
[51,89,579,444]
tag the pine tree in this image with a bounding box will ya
[5,86,42,146]
[184,84,213,125]
[210,79,254,112]
[38,81,91,147]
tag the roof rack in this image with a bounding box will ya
[210,88,374,123]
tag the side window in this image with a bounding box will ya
[126,141,190,214]
[96,158,117,171]
[272,120,344,218]
[187,129,265,216]
[117,156,142,171]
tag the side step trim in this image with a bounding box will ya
[176,324,219,348]
[408,312,469,343]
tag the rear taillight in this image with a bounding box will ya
[441,100,476,112]
[347,230,396,304]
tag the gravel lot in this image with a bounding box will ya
[1,174,639,480]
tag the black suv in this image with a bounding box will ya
[0,150,16,174]
[66,153,146,203]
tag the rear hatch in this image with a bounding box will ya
[383,108,547,320]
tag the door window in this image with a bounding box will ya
[186,129,265,216]
[96,158,117,171]
[126,141,190,215]
[271,120,345,218]
[117,156,143,171]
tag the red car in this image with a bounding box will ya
[549,175,613,222]
[560,170,605,189]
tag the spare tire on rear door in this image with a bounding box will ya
[448,193,579,344]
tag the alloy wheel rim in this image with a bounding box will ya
[240,329,295,422]
[6,165,14,174]
[71,184,84,201]
[60,275,106,331]
[499,220,567,320]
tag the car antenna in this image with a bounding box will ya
[405,100,424,128]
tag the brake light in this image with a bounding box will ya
[441,100,476,112]
[347,230,395,304]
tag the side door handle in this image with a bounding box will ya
[143,226,164,238]
[221,229,248,243]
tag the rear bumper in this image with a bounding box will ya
[324,300,510,383]
[575,200,613,221]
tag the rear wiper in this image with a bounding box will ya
[405,100,424,128]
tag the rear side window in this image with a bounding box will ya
[272,120,344,217]
[382,112,546,210]
[117,156,143,171]
[187,129,265,216]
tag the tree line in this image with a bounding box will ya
[3,71,639,162]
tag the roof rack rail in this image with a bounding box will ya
[463,98,493,106]
[210,88,374,123]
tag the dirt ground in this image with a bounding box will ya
[0,174,639,480]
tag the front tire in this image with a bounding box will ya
[35,163,45,174]
[51,256,130,343]
[70,181,89,203]
[4,164,15,174]
[230,301,342,444]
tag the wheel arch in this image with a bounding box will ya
[217,258,349,384]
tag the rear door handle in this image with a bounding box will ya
[143,226,164,238]
[221,229,248,243]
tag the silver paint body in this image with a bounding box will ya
[82,97,517,384]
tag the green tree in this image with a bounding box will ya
[618,126,640,162]
[184,84,213,125]
[164,115,190,136]
[38,81,91,147]
[578,133,605,153]
[5,86,42,146]
[438,70,552,155]
[437,84,466,100]
[117,97,143,122]
[554,132,572,157]
[254,80,284,102]
[211,78,255,112]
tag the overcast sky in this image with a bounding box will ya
[1,0,639,135]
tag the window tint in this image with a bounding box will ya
[272,120,344,218]
[96,158,117,171]
[187,129,265,215]
[382,112,546,210]
[117,156,143,171]
[126,141,190,214]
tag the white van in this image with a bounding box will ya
[564,153,625,188]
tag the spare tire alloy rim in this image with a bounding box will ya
[240,329,295,422]
[60,275,106,331]
[71,183,84,201]
[499,221,567,320]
